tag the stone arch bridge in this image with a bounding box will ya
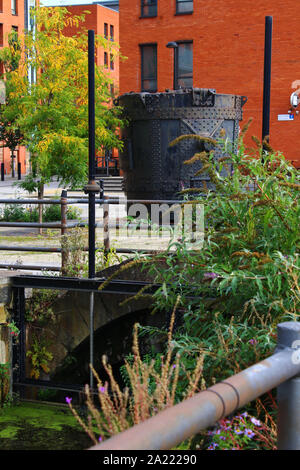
[6,262,170,384]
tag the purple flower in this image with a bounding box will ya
[204,272,218,279]
[234,427,243,435]
[240,411,248,418]
[65,397,72,404]
[219,435,226,440]
[207,442,218,450]
[98,436,102,442]
[244,429,255,439]
[250,417,261,426]
[98,385,106,393]
[172,364,176,369]
[249,339,258,345]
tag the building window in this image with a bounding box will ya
[110,25,114,41]
[140,44,157,92]
[141,0,157,18]
[177,41,193,88]
[110,84,114,97]
[11,0,18,15]
[104,52,108,68]
[104,23,108,39]
[0,1,3,13]
[110,54,114,70]
[176,0,193,14]
[0,24,3,47]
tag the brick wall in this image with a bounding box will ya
[63,5,119,92]
[119,0,300,167]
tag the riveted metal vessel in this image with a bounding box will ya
[117,88,247,200]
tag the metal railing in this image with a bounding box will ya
[0,191,196,273]
[90,321,300,451]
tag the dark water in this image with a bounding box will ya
[0,423,91,450]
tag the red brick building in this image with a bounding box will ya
[63,4,119,94]
[119,0,300,167]
[61,3,120,173]
[0,0,27,176]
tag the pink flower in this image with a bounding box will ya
[65,397,72,404]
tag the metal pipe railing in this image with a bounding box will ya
[0,264,61,271]
[0,192,201,272]
[89,322,300,451]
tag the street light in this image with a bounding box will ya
[166,42,178,90]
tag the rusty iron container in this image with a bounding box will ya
[117,88,247,200]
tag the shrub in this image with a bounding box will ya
[66,300,206,445]
[0,203,81,222]
[89,127,298,449]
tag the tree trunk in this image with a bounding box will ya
[38,183,44,236]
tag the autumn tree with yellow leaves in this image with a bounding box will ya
[0,6,123,196]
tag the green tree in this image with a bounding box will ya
[0,6,123,228]
[0,30,24,177]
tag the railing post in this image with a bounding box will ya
[103,193,110,257]
[60,189,68,276]
[277,322,300,450]
[17,162,21,180]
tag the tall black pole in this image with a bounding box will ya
[86,30,100,391]
[262,16,273,145]
[174,47,178,90]
[88,29,96,279]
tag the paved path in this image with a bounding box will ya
[0,177,177,273]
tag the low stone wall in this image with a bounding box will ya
[0,273,15,402]
[0,273,14,360]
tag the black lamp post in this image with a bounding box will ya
[166,41,178,90]
[262,16,273,147]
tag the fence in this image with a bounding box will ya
[90,321,300,451]
[0,191,199,273]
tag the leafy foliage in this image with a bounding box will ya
[0,30,24,175]
[0,6,124,190]
[0,202,80,222]
[26,335,53,380]
[91,126,299,449]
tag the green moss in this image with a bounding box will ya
[0,425,20,438]
[0,402,78,430]
[0,402,92,450]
